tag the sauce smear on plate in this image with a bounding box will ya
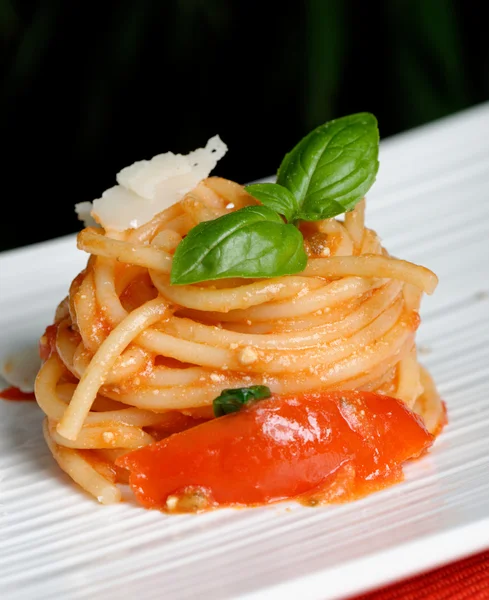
[0,386,36,401]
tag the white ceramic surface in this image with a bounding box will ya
[1,103,489,600]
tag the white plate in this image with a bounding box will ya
[1,104,489,600]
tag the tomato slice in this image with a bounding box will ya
[116,391,434,512]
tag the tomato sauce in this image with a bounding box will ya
[39,324,58,362]
[116,391,434,513]
[0,386,36,401]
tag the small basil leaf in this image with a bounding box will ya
[277,112,379,221]
[170,205,307,285]
[213,385,272,417]
[244,183,299,222]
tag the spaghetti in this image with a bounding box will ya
[35,175,445,507]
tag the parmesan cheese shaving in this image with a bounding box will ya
[75,201,98,228]
[74,135,227,231]
[91,186,162,233]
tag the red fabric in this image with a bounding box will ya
[352,550,489,599]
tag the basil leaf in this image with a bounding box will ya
[170,205,307,285]
[244,183,298,222]
[213,385,272,417]
[276,112,379,221]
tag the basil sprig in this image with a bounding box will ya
[213,385,272,417]
[170,112,379,285]
[170,205,307,285]
[242,183,299,222]
[247,113,379,222]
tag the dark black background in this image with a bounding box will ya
[2,0,488,251]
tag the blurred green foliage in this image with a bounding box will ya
[1,0,488,250]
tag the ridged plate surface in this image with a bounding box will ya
[1,104,489,600]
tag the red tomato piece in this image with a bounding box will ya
[116,391,434,512]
